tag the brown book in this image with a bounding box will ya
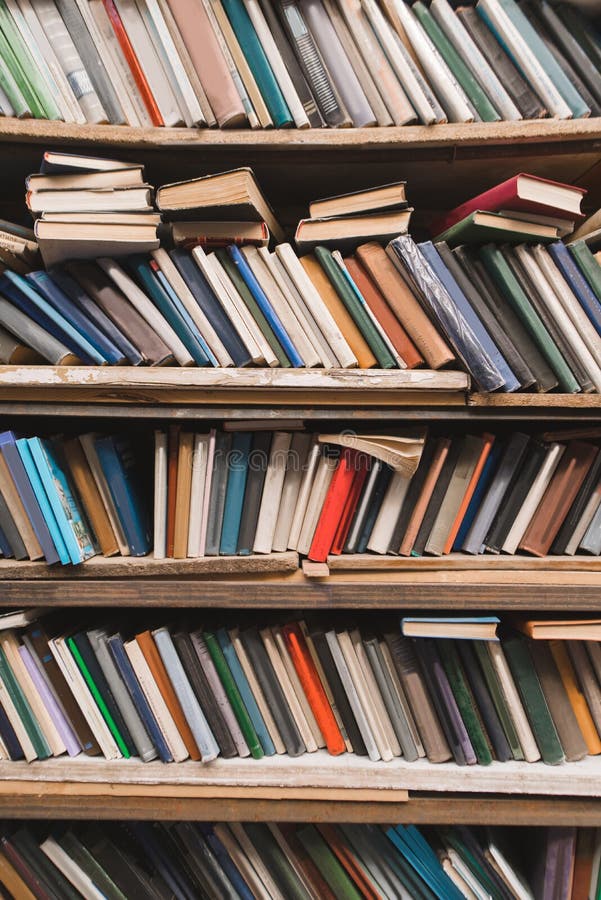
[300,254,376,369]
[399,438,451,556]
[63,438,119,557]
[567,641,601,737]
[166,425,180,559]
[519,441,598,557]
[173,431,194,560]
[0,848,36,900]
[528,640,588,762]
[65,261,174,366]
[277,824,338,900]
[0,455,43,561]
[571,829,596,900]
[550,641,601,756]
[344,256,423,368]
[0,837,52,900]
[135,630,201,760]
[355,242,454,369]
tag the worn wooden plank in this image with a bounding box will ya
[326,554,601,572]
[470,393,601,407]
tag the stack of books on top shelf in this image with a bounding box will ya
[1,609,601,769]
[0,820,581,900]
[0,0,598,129]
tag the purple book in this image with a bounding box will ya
[18,644,81,757]
[530,827,576,900]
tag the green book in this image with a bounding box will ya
[479,244,580,393]
[568,240,601,302]
[202,629,264,760]
[10,829,82,900]
[0,19,44,118]
[0,644,50,759]
[314,246,396,368]
[440,829,504,900]
[58,832,128,900]
[502,635,564,766]
[66,636,130,758]
[296,825,363,900]
[0,53,29,118]
[412,1,500,122]
[434,211,559,246]
[216,248,291,367]
[472,641,523,760]
[0,0,60,119]
[244,824,311,900]
[436,640,493,765]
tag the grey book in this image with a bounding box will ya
[425,435,484,557]
[0,298,78,366]
[528,640,587,762]
[386,438,438,555]
[539,0,601,107]
[362,635,419,760]
[567,641,601,734]
[0,489,26,559]
[580,500,601,555]
[87,628,157,762]
[344,459,381,554]
[237,432,271,555]
[325,628,379,761]
[412,437,462,557]
[205,432,232,557]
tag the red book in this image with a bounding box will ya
[281,624,346,756]
[330,454,370,555]
[430,173,586,237]
[309,448,358,563]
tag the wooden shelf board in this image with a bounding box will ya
[470,393,601,407]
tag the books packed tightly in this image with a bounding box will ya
[4,152,601,395]
[0,0,598,129]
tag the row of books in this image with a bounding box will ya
[0,0,599,129]
[0,821,586,900]
[1,609,601,767]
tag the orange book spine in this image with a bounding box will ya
[399,438,451,556]
[317,825,382,900]
[308,449,357,563]
[443,433,495,555]
[282,624,346,755]
[550,641,601,756]
[330,455,369,556]
[166,424,180,558]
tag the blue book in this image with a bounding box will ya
[16,439,69,565]
[106,634,173,763]
[547,242,601,337]
[386,826,464,900]
[419,241,518,392]
[219,431,252,555]
[126,255,212,367]
[227,245,303,367]
[216,626,275,756]
[198,826,255,900]
[94,435,151,557]
[453,442,502,551]
[170,249,251,367]
[27,271,124,365]
[0,431,59,565]
[153,267,218,366]
[49,268,142,365]
[0,524,13,559]
[128,823,196,899]
[0,271,104,364]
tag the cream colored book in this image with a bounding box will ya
[317,432,425,475]
[297,453,338,555]
[260,626,318,752]
[327,629,379,760]
[367,471,411,554]
[79,433,130,557]
[351,628,401,756]
[198,429,216,558]
[0,669,37,761]
[287,440,321,551]
[272,433,312,553]
[340,629,394,761]
[229,824,286,900]
[187,433,209,557]
[153,430,168,560]
[41,837,106,900]
[0,454,43,560]
[213,825,273,900]
[487,642,540,762]
[253,432,292,553]
[379,638,426,757]
[571,207,601,243]
[151,248,232,366]
[299,619,351,752]
[502,443,565,555]
[272,625,325,748]
[275,243,358,368]
[228,627,285,754]
[444,851,484,900]
[124,638,188,761]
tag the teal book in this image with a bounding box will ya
[0,644,50,759]
[0,0,59,119]
[219,431,252,555]
[16,438,70,566]
[220,0,293,127]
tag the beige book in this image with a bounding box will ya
[566,483,601,555]
[0,670,37,761]
[0,455,43,560]
[571,207,601,243]
[379,638,426,756]
[260,626,318,752]
[425,435,483,556]
[287,440,321,551]
[442,854,481,900]
[253,432,292,554]
[272,625,325,748]
[268,825,321,898]
[173,432,194,559]
[299,620,352,752]
[502,443,564,555]
[229,824,286,900]
[124,638,188,761]
[228,627,285,754]
[351,628,401,757]
[567,641,601,735]
[272,433,312,553]
[367,471,411,554]
[487,642,540,762]
[79,433,130,558]
[41,838,105,899]
[297,454,338,555]
[317,432,425,476]
[337,629,390,760]
[151,248,232,366]
[0,633,65,756]
[187,433,209,557]
[213,825,273,900]
[153,430,168,560]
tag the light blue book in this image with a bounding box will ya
[15,438,69,566]
[386,826,465,900]
[219,431,252,555]
[401,616,500,640]
[153,267,218,366]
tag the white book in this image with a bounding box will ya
[229,824,287,900]
[351,628,401,757]
[326,629,380,761]
[287,440,321,551]
[272,625,325,748]
[367,471,411,554]
[213,825,273,900]
[198,428,217,557]
[187,433,210,557]
[296,453,338,555]
[260,626,318,752]
[275,243,358,368]
[243,0,309,127]
[253,431,292,553]
[151,248,231,366]
[379,638,425,757]
[502,443,565,554]
[446,849,488,900]
[242,246,320,367]
[124,638,189,761]
[0,669,37,761]
[41,837,106,900]
[192,246,264,364]
[79,432,130,557]
[113,0,185,126]
[487,842,534,900]
[565,483,601,555]
[228,627,286,754]
[487,641,540,762]
[272,433,312,553]
[153,430,168,560]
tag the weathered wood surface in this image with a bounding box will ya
[326,554,601,572]
[470,393,601,407]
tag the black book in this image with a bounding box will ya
[343,459,381,554]
[0,698,23,760]
[205,431,232,557]
[6,830,78,900]
[0,490,26,560]
[152,823,207,898]
[484,440,547,553]
[436,242,535,390]
[356,464,393,554]
[412,438,463,557]
[551,3,601,102]
[161,824,213,899]
[0,834,61,900]
[81,829,167,900]
[551,448,601,554]
[128,823,197,900]
[172,630,237,759]
[309,626,367,756]
[386,437,438,555]
[172,823,234,899]
[237,432,272,555]
[457,640,512,762]
[57,831,125,900]
[239,625,305,757]
[243,823,304,897]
